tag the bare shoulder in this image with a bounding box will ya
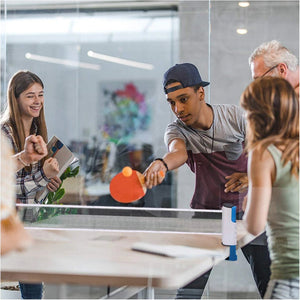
[250,147,274,165]
[249,147,276,184]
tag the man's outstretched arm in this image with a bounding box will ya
[143,138,188,189]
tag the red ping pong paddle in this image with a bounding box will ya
[109,166,164,203]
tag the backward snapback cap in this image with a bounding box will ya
[163,63,210,94]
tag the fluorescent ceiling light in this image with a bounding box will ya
[87,51,154,70]
[238,2,250,8]
[25,53,100,70]
[236,28,248,35]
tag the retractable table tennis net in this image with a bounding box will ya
[16,204,223,234]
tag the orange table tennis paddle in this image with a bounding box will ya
[109,166,164,203]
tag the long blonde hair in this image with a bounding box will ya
[1,70,48,156]
[240,77,299,178]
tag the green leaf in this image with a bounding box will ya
[38,166,80,221]
[69,166,80,177]
[53,188,65,202]
[48,192,54,202]
[60,167,70,181]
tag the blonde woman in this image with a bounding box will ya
[241,77,299,299]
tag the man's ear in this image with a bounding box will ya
[198,86,205,101]
[278,63,288,77]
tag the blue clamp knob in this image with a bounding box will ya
[229,245,237,261]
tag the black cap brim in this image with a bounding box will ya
[200,81,210,87]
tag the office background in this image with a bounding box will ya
[0,0,299,209]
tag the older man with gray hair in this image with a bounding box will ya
[249,40,299,95]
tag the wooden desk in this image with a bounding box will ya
[1,211,253,290]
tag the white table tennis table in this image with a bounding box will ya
[1,205,255,298]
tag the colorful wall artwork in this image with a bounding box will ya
[100,81,152,144]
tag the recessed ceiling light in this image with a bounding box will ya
[236,28,248,35]
[238,2,250,8]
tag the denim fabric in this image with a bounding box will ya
[241,243,271,298]
[19,283,43,299]
[264,278,299,299]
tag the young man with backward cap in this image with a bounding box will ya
[143,63,270,298]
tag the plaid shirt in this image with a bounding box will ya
[1,123,50,204]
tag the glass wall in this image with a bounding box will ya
[0,1,299,210]
[0,1,299,298]
[0,1,179,208]
[177,0,299,208]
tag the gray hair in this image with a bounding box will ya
[249,40,298,71]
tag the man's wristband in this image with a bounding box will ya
[154,158,169,172]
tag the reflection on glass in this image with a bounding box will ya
[2,1,298,211]
[2,3,179,209]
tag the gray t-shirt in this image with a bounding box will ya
[164,104,247,211]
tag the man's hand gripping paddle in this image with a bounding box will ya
[109,166,164,203]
